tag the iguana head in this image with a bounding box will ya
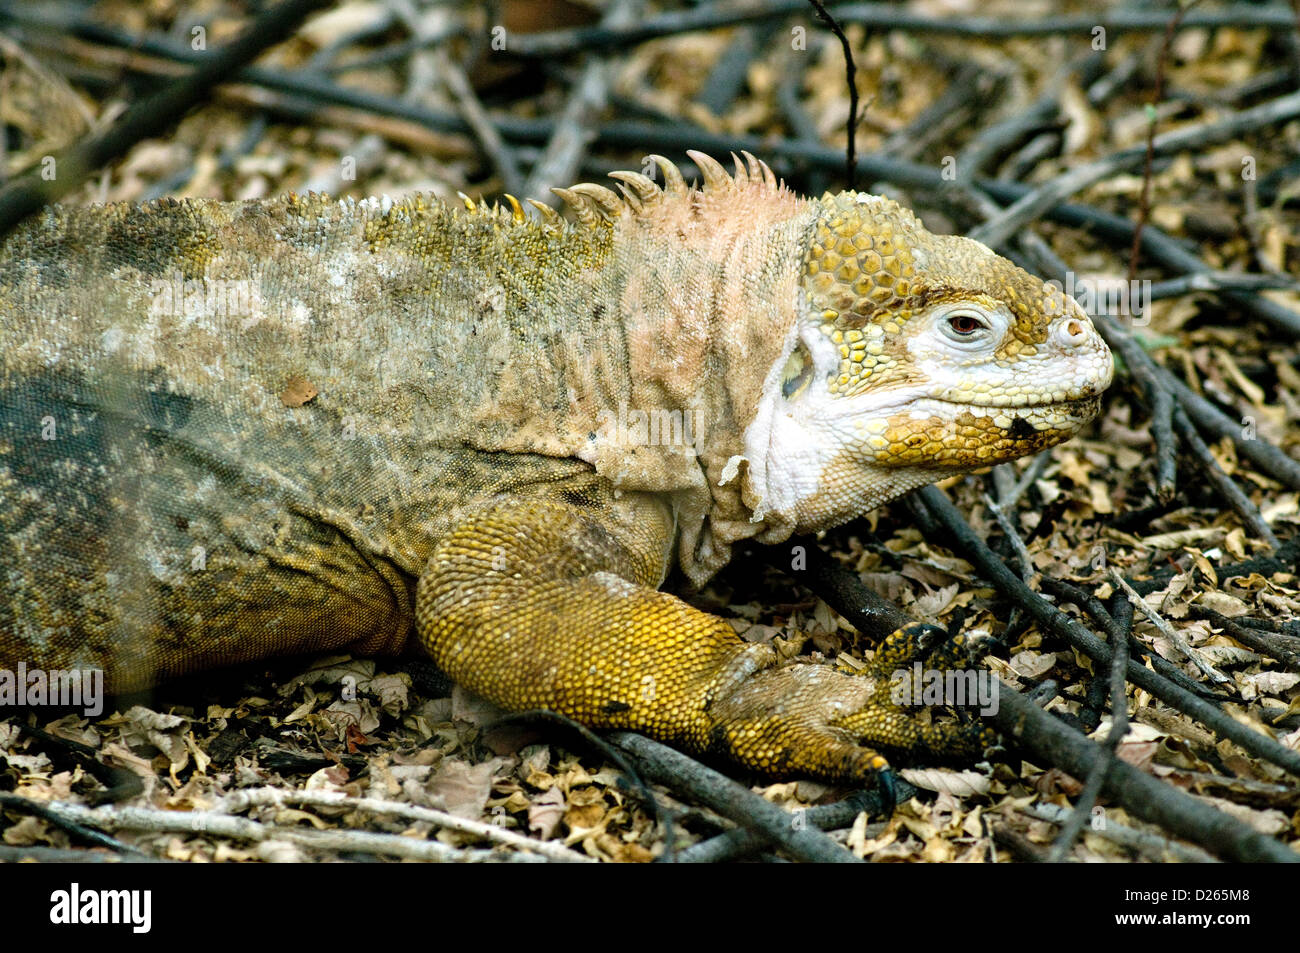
[740,180,1113,533]
[547,151,1112,578]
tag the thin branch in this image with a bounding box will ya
[503,2,1300,58]
[983,492,1037,584]
[993,822,1050,862]
[0,793,146,856]
[0,0,332,239]
[1111,570,1232,684]
[1190,605,1300,670]
[808,0,861,188]
[1172,406,1282,549]
[881,62,995,162]
[219,787,592,862]
[1040,576,1219,700]
[697,19,782,115]
[0,844,168,863]
[1046,573,1130,862]
[608,732,861,863]
[521,0,641,207]
[970,87,1300,249]
[763,536,915,637]
[38,801,549,862]
[434,49,525,197]
[1129,0,1202,285]
[675,787,898,863]
[1147,271,1300,298]
[1025,803,1216,863]
[918,484,1300,778]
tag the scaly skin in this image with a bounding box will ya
[0,152,1112,784]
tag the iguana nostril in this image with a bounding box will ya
[1055,318,1088,347]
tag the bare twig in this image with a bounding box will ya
[993,823,1050,862]
[1025,803,1217,863]
[807,0,861,189]
[219,787,592,862]
[983,492,1037,583]
[956,51,1102,180]
[503,2,1300,58]
[881,63,994,162]
[1046,576,1130,863]
[608,732,861,863]
[1128,1,1202,286]
[0,793,146,856]
[1172,406,1282,549]
[697,20,781,116]
[0,0,331,239]
[434,50,525,196]
[1160,369,1300,489]
[1189,606,1300,670]
[1039,576,1219,700]
[675,787,900,863]
[0,844,168,863]
[970,87,1300,249]
[918,484,1300,778]
[1001,131,1062,183]
[37,801,548,862]
[956,94,1058,179]
[1111,570,1232,685]
[1147,271,1300,298]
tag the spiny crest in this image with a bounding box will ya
[446,151,788,229]
[550,150,785,225]
[455,190,561,227]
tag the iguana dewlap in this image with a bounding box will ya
[0,152,1112,782]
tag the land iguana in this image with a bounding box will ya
[0,151,1113,784]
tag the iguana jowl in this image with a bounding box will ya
[0,152,1112,783]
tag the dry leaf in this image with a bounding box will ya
[427,757,508,819]
[1241,671,1300,701]
[1009,650,1057,679]
[528,786,566,840]
[899,767,991,798]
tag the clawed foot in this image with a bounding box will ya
[706,621,998,798]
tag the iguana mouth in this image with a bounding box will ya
[932,395,1102,413]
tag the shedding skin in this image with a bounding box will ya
[0,154,1111,784]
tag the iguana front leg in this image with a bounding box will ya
[415,493,993,784]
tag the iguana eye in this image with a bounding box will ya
[936,304,1002,349]
[946,312,985,336]
[781,344,813,399]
